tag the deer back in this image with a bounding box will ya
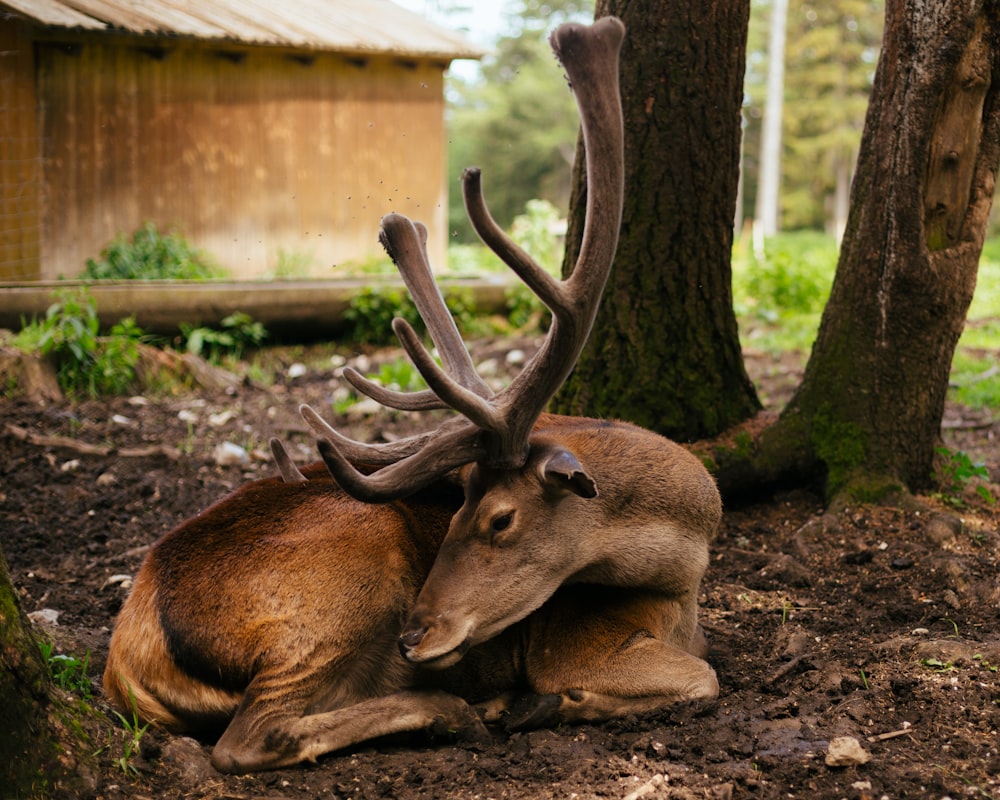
[103,467,463,732]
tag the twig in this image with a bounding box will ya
[4,423,180,460]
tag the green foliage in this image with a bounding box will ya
[344,286,423,345]
[179,312,267,362]
[344,286,480,346]
[109,686,152,776]
[509,198,565,275]
[81,222,221,280]
[373,358,428,394]
[38,641,92,699]
[948,352,1000,411]
[934,447,995,507]
[733,232,836,322]
[446,0,593,242]
[13,290,144,397]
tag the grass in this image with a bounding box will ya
[732,231,1000,416]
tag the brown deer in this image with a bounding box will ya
[103,17,721,775]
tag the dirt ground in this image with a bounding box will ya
[1,338,998,800]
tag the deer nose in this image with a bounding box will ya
[398,626,427,656]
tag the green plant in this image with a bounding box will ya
[81,221,221,280]
[344,286,480,346]
[934,447,995,507]
[733,232,836,322]
[38,640,92,698]
[109,685,152,776]
[180,312,268,362]
[13,290,144,397]
[344,286,422,345]
[373,357,428,394]
[948,351,1000,411]
[509,198,565,276]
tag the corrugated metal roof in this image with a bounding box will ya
[1,0,482,59]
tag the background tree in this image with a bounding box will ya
[553,0,761,441]
[446,0,593,241]
[742,0,883,236]
[728,0,1000,503]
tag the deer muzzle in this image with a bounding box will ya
[398,613,473,668]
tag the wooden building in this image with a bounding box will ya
[0,0,479,281]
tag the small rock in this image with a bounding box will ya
[925,512,963,546]
[476,357,500,378]
[111,414,132,426]
[505,348,526,366]
[345,397,386,420]
[330,353,347,369]
[825,736,870,767]
[208,409,237,427]
[213,442,249,466]
[160,736,215,786]
[287,362,308,379]
[28,608,61,625]
[127,395,149,406]
[96,472,118,487]
[60,459,80,473]
[177,409,199,424]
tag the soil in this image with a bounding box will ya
[2,338,998,800]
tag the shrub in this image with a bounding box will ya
[14,289,144,397]
[81,222,221,280]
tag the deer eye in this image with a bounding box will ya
[490,511,514,537]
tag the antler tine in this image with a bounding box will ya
[269,437,307,484]
[315,423,485,502]
[379,214,493,400]
[466,17,625,466]
[300,403,456,466]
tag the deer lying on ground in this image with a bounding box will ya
[103,17,721,774]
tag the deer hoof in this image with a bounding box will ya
[503,692,564,731]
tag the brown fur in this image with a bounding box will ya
[103,417,720,772]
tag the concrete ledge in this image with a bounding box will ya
[0,278,513,339]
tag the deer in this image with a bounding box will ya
[102,16,722,775]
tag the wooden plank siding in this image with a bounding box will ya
[0,19,42,280]
[34,38,449,279]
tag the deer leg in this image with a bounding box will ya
[508,586,718,729]
[212,688,490,773]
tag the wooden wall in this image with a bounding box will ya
[34,36,449,280]
[0,19,42,281]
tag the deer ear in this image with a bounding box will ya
[538,448,598,499]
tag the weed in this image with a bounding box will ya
[973,654,998,672]
[920,657,955,673]
[109,685,153,776]
[933,447,995,507]
[859,669,869,690]
[13,290,145,397]
[344,286,480,346]
[180,312,268,363]
[81,221,221,280]
[373,358,428,394]
[38,640,92,698]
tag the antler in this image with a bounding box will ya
[303,16,625,501]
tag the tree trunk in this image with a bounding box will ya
[553,0,760,441]
[727,0,1000,503]
[1,545,95,796]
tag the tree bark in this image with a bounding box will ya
[1,545,94,796]
[552,0,761,442]
[724,0,1000,502]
